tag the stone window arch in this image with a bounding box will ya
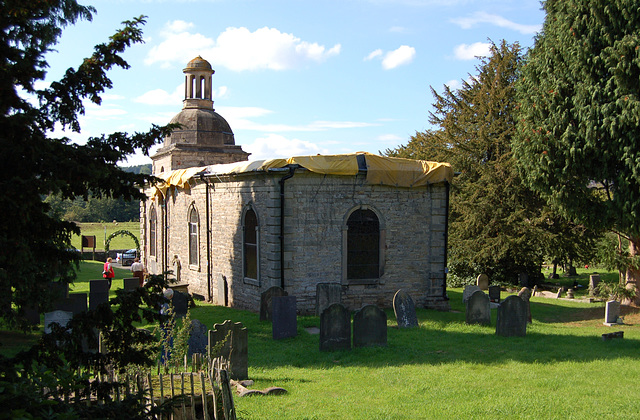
[242,205,260,286]
[188,205,199,267]
[149,206,157,257]
[342,205,386,284]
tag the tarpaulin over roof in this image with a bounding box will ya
[152,153,452,197]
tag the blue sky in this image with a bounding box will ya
[42,0,545,166]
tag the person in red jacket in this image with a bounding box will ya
[103,257,115,289]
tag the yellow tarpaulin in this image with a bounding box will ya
[151,153,452,197]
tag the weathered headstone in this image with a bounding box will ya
[319,303,351,351]
[476,274,489,290]
[217,274,228,306]
[272,295,298,340]
[556,287,564,299]
[260,286,288,321]
[602,331,624,341]
[532,285,538,297]
[208,320,248,380]
[604,300,621,326]
[187,319,209,358]
[566,288,575,299]
[123,277,139,291]
[89,279,110,311]
[517,287,532,323]
[44,310,73,334]
[589,274,601,296]
[393,289,418,328]
[353,304,387,347]
[495,295,527,337]
[463,285,482,303]
[488,285,501,303]
[466,290,491,325]
[172,290,189,317]
[55,293,87,315]
[316,282,342,316]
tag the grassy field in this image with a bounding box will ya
[3,262,640,419]
[71,221,140,250]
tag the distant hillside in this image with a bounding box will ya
[121,164,152,175]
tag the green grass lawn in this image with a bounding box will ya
[71,221,140,250]
[3,262,640,419]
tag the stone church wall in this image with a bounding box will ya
[142,168,449,315]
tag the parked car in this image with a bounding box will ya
[116,248,137,266]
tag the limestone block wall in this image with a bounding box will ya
[142,168,450,315]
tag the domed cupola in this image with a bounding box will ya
[152,56,249,174]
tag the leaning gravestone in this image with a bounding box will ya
[463,285,482,304]
[316,282,342,316]
[260,286,288,321]
[353,304,387,347]
[187,319,209,358]
[393,289,418,328]
[604,300,621,326]
[172,290,189,317]
[44,310,73,334]
[320,303,351,351]
[89,279,110,311]
[495,295,527,337]
[466,290,491,325]
[123,277,139,292]
[208,320,248,380]
[476,274,489,290]
[272,295,298,340]
[517,287,533,323]
[488,285,501,303]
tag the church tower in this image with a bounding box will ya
[151,56,250,174]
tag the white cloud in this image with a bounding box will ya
[145,22,341,71]
[451,12,541,35]
[445,79,462,90]
[243,134,329,160]
[365,49,383,61]
[382,45,416,70]
[453,42,491,60]
[134,84,229,106]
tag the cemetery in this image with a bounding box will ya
[4,260,640,419]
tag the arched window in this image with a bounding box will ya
[243,207,259,282]
[346,209,381,280]
[189,206,199,266]
[149,207,157,257]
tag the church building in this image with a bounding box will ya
[141,56,452,314]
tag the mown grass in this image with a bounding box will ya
[3,262,640,419]
[70,221,140,250]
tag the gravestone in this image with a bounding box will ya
[556,287,564,299]
[602,331,624,341]
[495,295,527,337]
[476,274,489,290]
[488,286,501,303]
[44,310,73,334]
[589,274,601,296]
[462,285,482,303]
[187,319,209,358]
[353,304,387,347]
[208,320,248,380]
[393,289,418,328]
[517,287,532,323]
[272,295,298,340]
[604,300,621,326]
[316,282,342,316]
[123,277,140,291]
[89,279,110,311]
[260,286,288,321]
[466,290,491,325]
[319,303,351,351]
[518,272,530,288]
[172,290,189,317]
[55,293,87,315]
[217,274,228,306]
[566,288,575,299]
[48,282,69,308]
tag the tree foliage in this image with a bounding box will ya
[388,40,598,284]
[0,1,173,327]
[514,0,640,240]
